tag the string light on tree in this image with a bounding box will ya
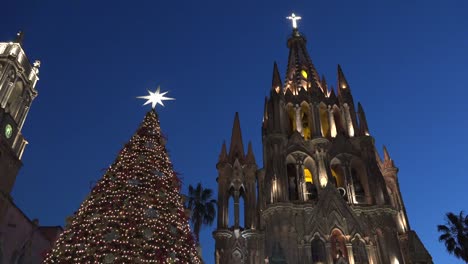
[44,86,201,263]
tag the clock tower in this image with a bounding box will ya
[0,32,39,195]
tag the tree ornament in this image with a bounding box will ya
[146,207,159,218]
[104,253,115,263]
[145,142,155,149]
[104,230,119,241]
[153,170,165,178]
[137,155,146,162]
[170,225,178,235]
[142,228,153,239]
[128,178,141,186]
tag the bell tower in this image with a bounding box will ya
[214,14,433,264]
[0,31,39,195]
[213,113,262,264]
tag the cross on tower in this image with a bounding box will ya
[286,13,302,29]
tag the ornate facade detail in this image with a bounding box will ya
[214,22,432,264]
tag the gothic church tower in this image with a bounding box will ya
[213,17,432,264]
[0,32,39,196]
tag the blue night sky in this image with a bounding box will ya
[3,0,467,263]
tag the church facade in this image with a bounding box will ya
[213,24,433,263]
[0,33,61,263]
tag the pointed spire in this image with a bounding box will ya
[329,86,337,101]
[218,141,228,162]
[337,64,350,90]
[383,145,396,168]
[263,96,268,125]
[375,148,382,165]
[14,30,24,45]
[272,61,282,93]
[245,142,256,164]
[285,31,322,96]
[228,112,245,162]
[357,102,370,135]
[321,74,328,93]
[383,146,391,161]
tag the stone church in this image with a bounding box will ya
[0,33,61,263]
[213,18,433,264]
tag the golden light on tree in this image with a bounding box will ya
[44,110,201,263]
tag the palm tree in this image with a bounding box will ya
[187,183,217,241]
[437,211,468,263]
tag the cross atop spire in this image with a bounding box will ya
[286,13,302,29]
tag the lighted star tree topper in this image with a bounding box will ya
[44,87,201,263]
[137,86,175,109]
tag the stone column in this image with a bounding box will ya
[296,161,305,201]
[344,104,355,137]
[312,103,322,138]
[366,244,378,264]
[328,106,337,138]
[325,242,334,264]
[346,243,355,264]
[295,105,303,133]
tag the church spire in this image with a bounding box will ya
[14,30,24,45]
[337,64,355,106]
[337,64,350,90]
[218,141,228,163]
[228,112,245,162]
[245,141,256,164]
[271,61,282,93]
[284,14,321,95]
[383,145,396,169]
[357,102,370,135]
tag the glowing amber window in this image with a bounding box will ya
[331,168,344,188]
[304,168,313,183]
[301,70,308,79]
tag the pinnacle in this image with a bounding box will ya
[337,64,350,90]
[245,141,256,164]
[14,30,24,45]
[218,141,228,162]
[228,112,245,162]
[272,61,282,92]
[383,145,391,161]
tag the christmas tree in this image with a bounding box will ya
[45,89,201,263]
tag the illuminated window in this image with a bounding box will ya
[304,168,313,183]
[301,105,311,140]
[304,168,317,200]
[301,69,308,79]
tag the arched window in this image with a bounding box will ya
[352,239,369,264]
[301,104,311,140]
[351,168,365,203]
[287,163,299,201]
[311,237,327,263]
[319,105,330,138]
[228,193,235,228]
[239,188,245,229]
[304,168,317,200]
[350,160,371,204]
[330,165,345,189]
